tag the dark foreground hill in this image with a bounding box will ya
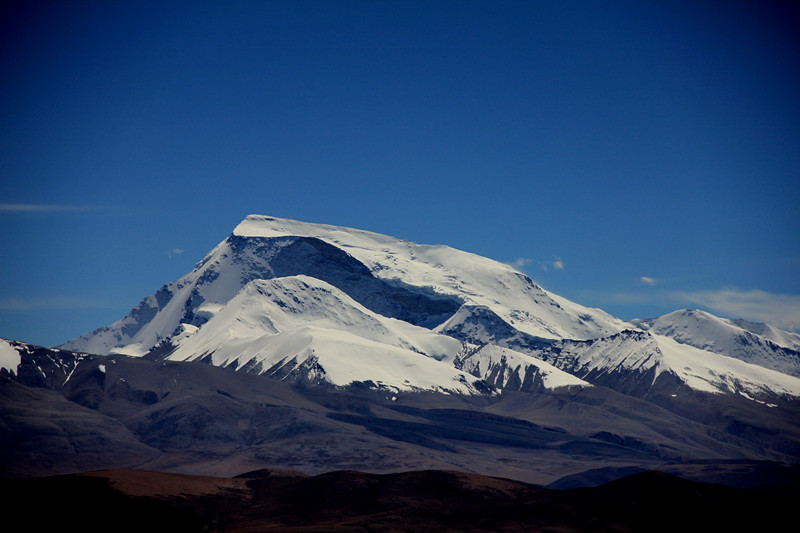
[3,467,796,533]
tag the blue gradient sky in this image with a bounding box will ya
[2,0,799,346]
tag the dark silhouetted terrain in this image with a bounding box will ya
[3,467,796,532]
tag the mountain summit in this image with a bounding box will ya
[61,215,800,402]
[5,215,800,485]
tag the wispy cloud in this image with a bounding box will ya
[507,256,565,272]
[639,276,657,286]
[508,257,532,270]
[674,288,800,332]
[583,286,800,332]
[0,203,111,213]
[166,248,184,258]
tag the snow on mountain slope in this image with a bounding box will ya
[0,339,21,375]
[0,338,89,390]
[60,235,289,356]
[652,334,800,399]
[62,215,623,357]
[62,234,456,356]
[197,325,480,394]
[530,329,800,400]
[58,215,800,401]
[164,276,479,393]
[631,310,800,378]
[435,304,554,354]
[455,343,589,392]
[731,318,800,351]
[167,275,463,363]
[234,215,625,340]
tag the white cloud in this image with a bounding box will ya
[640,276,657,286]
[166,248,184,258]
[575,286,800,332]
[674,288,800,332]
[508,256,565,272]
[508,257,532,270]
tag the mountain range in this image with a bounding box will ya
[3,215,800,501]
[55,215,800,402]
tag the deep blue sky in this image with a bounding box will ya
[2,0,799,346]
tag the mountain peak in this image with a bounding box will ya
[59,215,800,401]
[631,308,800,378]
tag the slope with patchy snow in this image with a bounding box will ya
[455,343,590,392]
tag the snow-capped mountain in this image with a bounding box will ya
[61,215,800,401]
[231,216,626,339]
[538,330,800,401]
[163,275,484,394]
[631,309,800,378]
[454,343,589,392]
